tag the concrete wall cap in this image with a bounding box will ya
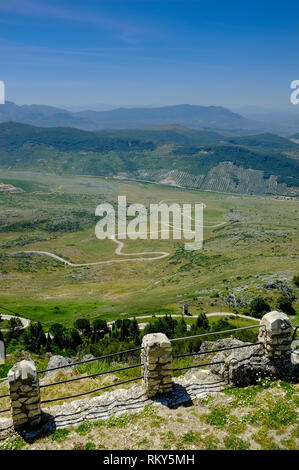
[260,311,292,333]
[8,360,37,382]
[142,333,171,348]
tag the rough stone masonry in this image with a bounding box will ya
[141,333,173,398]
[210,311,299,386]
[8,360,41,429]
[258,310,294,359]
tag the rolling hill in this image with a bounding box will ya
[0,122,298,197]
[0,102,264,131]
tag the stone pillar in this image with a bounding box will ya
[8,360,41,429]
[259,311,293,359]
[141,333,172,398]
[182,303,189,316]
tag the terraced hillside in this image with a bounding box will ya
[0,123,299,197]
[116,162,298,196]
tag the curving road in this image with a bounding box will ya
[0,313,31,331]
[108,312,260,330]
[9,203,227,267]
[10,234,170,267]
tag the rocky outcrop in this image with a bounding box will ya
[45,356,73,377]
[0,183,24,194]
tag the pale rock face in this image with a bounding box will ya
[45,355,73,376]
[260,311,292,334]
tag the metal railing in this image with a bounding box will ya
[39,363,143,389]
[1,320,297,415]
[170,324,265,374]
[40,376,143,404]
[38,346,144,405]
[170,323,264,343]
[37,346,143,375]
[0,345,144,414]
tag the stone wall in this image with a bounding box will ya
[209,311,298,386]
[7,360,41,429]
[2,318,298,431]
[141,333,172,398]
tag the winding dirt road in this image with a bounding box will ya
[0,314,31,331]
[12,234,170,267]
[121,312,259,329]
[9,203,226,267]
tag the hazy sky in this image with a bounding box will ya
[1,0,299,108]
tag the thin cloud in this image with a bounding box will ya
[0,40,230,70]
[0,0,150,42]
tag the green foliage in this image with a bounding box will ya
[0,436,25,450]
[244,296,271,318]
[243,399,297,429]
[293,275,299,288]
[22,321,47,353]
[85,441,97,450]
[181,431,197,444]
[106,414,132,428]
[202,406,230,428]
[74,318,91,337]
[276,295,296,315]
[223,435,249,450]
[0,122,298,189]
[75,421,93,435]
[50,428,70,441]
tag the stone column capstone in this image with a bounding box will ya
[259,311,293,360]
[8,360,41,429]
[141,333,172,398]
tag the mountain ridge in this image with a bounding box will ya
[0,102,264,131]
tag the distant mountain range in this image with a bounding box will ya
[0,102,267,132]
[0,122,298,197]
[233,107,299,134]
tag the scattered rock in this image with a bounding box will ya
[101,374,120,385]
[45,356,73,377]
[0,183,24,194]
[79,354,96,363]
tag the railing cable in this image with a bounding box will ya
[40,363,143,389]
[40,376,142,404]
[37,346,143,374]
[170,323,264,342]
[173,341,263,359]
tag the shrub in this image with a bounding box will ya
[244,296,271,318]
[276,295,296,315]
[293,275,299,288]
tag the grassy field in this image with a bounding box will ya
[0,168,298,329]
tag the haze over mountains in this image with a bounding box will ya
[0,101,280,133]
[2,101,299,135]
[0,100,298,197]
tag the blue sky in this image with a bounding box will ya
[0,0,299,108]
